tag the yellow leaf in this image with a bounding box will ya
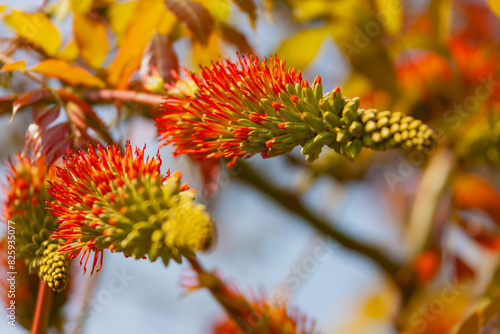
[71,0,93,13]
[156,8,177,35]
[58,40,79,62]
[107,0,167,86]
[0,60,25,72]
[107,1,138,40]
[192,31,220,67]
[488,0,500,17]
[192,0,229,22]
[276,27,327,70]
[74,12,109,68]
[364,295,386,319]
[374,0,402,35]
[31,59,105,88]
[4,10,61,56]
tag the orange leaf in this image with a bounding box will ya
[415,250,441,284]
[107,0,167,86]
[0,60,25,72]
[453,173,500,226]
[74,12,109,68]
[31,59,105,88]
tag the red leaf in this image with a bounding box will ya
[30,122,72,164]
[454,256,475,282]
[57,90,113,144]
[164,0,214,44]
[230,0,257,28]
[140,33,179,87]
[24,105,61,157]
[11,88,51,122]
[33,105,61,130]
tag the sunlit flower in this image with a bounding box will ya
[157,54,436,164]
[48,142,214,275]
[3,154,71,292]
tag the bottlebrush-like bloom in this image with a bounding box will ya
[157,54,436,164]
[3,154,71,292]
[183,266,314,334]
[48,142,214,275]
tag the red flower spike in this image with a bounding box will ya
[157,53,436,165]
[48,142,214,274]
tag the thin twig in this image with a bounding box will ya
[82,90,165,106]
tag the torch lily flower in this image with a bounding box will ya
[157,54,436,164]
[3,154,71,292]
[48,142,214,275]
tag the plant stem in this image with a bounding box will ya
[82,90,165,106]
[31,280,52,334]
[234,160,404,287]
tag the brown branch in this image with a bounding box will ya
[233,160,405,288]
[82,90,165,106]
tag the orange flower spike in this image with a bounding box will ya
[48,142,214,275]
[3,154,72,292]
[157,54,436,164]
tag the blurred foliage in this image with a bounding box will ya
[1,0,500,333]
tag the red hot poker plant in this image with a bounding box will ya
[157,54,436,164]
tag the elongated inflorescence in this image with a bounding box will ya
[36,240,71,292]
[3,154,72,291]
[48,142,214,274]
[157,54,436,164]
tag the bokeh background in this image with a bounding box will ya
[1,0,500,333]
